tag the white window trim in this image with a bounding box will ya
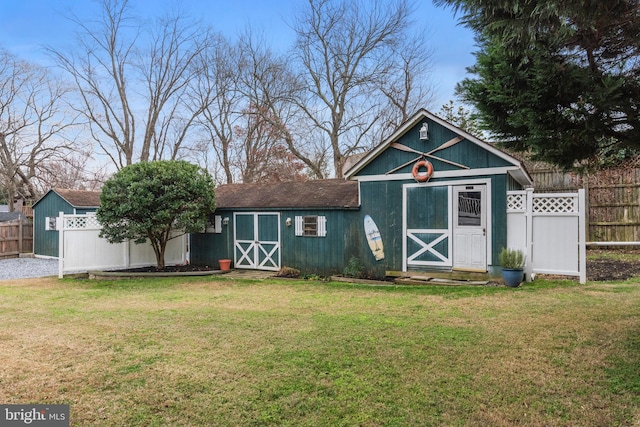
[318,216,327,237]
[45,216,59,231]
[295,215,327,237]
[205,215,223,233]
[295,216,304,236]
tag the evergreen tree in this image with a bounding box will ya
[435,0,640,169]
[439,100,481,136]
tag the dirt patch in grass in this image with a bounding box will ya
[587,249,640,281]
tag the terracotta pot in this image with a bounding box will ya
[219,259,231,271]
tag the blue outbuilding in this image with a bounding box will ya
[32,188,101,257]
[192,108,532,278]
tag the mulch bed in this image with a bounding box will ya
[107,264,216,273]
[587,258,640,281]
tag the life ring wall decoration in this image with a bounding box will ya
[412,159,433,182]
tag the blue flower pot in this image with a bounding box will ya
[502,268,524,287]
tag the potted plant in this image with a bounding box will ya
[218,259,232,271]
[499,248,526,287]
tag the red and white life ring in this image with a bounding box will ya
[412,160,433,182]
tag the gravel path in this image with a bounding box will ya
[0,257,59,280]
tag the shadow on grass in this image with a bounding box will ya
[606,326,640,396]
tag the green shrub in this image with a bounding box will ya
[499,248,526,269]
[275,266,301,278]
[343,256,365,278]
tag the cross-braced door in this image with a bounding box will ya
[403,184,452,270]
[234,212,281,271]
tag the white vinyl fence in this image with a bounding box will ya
[58,213,187,278]
[507,189,587,284]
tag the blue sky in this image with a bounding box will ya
[0,0,477,110]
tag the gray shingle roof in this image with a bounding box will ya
[0,212,27,222]
[216,179,359,209]
[53,188,101,208]
[34,188,102,208]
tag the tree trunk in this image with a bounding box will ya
[150,237,167,270]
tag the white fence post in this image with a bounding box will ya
[578,189,587,284]
[58,211,64,279]
[525,188,534,282]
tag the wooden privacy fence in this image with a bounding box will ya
[529,166,640,243]
[0,221,33,258]
[58,213,187,278]
[507,189,587,284]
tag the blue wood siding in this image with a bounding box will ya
[490,174,509,269]
[33,193,72,257]
[357,173,517,277]
[190,208,359,276]
[357,181,404,277]
[190,211,234,268]
[282,209,359,276]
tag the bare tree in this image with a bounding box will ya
[234,105,307,183]
[48,0,210,170]
[0,49,79,210]
[290,0,431,177]
[35,153,109,193]
[194,31,321,183]
[236,32,327,180]
[377,35,435,139]
[193,34,244,183]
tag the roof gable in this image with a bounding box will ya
[344,108,532,186]
[216,179,359,209]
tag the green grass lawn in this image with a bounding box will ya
[1,275,639,426]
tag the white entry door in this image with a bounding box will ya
[453,185,487,271]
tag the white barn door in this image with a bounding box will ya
[233,212,281,271]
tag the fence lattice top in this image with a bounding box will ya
[64,215,101,230]
[507,193,526,211]
[533,196,577,213]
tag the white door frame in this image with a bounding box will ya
[403,178,492,272]
[233,212,281,271]
[453,184,488,271]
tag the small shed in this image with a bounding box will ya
[190,179,359,276]
[32,188,101,257]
